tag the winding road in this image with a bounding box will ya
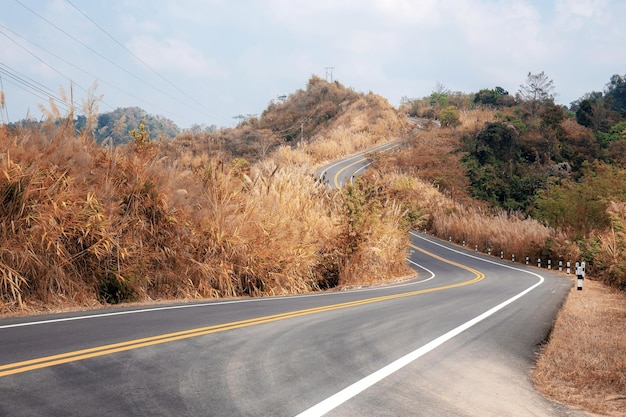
[0,142,587,416]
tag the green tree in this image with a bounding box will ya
[597,120,626,148]
[429,82,449,116]
[538,103,566,161]
[605,74,626,116]
[462,122,539,210]
[439,105,460,127]
[575,96,618,133]
[473,86,512,108]
[534,161,626,237]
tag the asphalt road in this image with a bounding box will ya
[0,232,587,416]
[316,141,402,187]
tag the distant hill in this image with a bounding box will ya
[78,106,180,145]
[8,106,181,145]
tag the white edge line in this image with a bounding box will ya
[295,269,544,416]
[295,231,546,417]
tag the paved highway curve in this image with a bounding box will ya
[316,140,402,187]
[0,231,586,416]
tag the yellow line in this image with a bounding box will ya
[333,157,367,187]
[332,142,402,187]
[0,245,484,378]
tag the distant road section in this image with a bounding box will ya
[317,140,402,187]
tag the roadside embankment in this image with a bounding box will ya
[533,278,626,417]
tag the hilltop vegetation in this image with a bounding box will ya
[9,106,182,145]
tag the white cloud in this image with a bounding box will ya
[555,0,609,18]
[127,35,228,78]
[370,0,441,26]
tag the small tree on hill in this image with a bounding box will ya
[518,71,556,116]
[439,105,460,128]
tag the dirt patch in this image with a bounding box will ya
[533,278,626,416]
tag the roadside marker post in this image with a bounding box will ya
[575,261,586,290]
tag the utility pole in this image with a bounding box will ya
[325,67,335,82]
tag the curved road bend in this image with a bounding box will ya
[317,140,403,187]
[0,232,586,416]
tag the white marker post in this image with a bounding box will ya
[575,261,586,291]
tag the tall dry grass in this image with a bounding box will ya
[363,169,578,263]
[0,124,329,311]
[306,94,408,164]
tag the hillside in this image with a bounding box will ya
[391,74,626,291]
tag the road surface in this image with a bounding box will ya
[317,141,402,187]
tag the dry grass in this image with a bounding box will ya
[306,94,408,164]
[533,279,626,416]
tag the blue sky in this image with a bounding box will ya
[1,0,625,129]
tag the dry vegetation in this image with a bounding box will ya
[533,280,626,416]
[363,107,624,416]
[0,78,411,314]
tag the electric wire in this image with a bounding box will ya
[13,0,213,123]
[0,27,111,112]
[0,22,192,122]
[64,0,227,124]
[0,63,69,112]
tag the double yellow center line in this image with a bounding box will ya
[0,245,483,378]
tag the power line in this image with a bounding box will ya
[13,0,215,124]
[64,0,226,124]
[0,62,69,112]
[0,22,193,121]
[0,26,108,111]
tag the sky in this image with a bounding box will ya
[1,0,625,129]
